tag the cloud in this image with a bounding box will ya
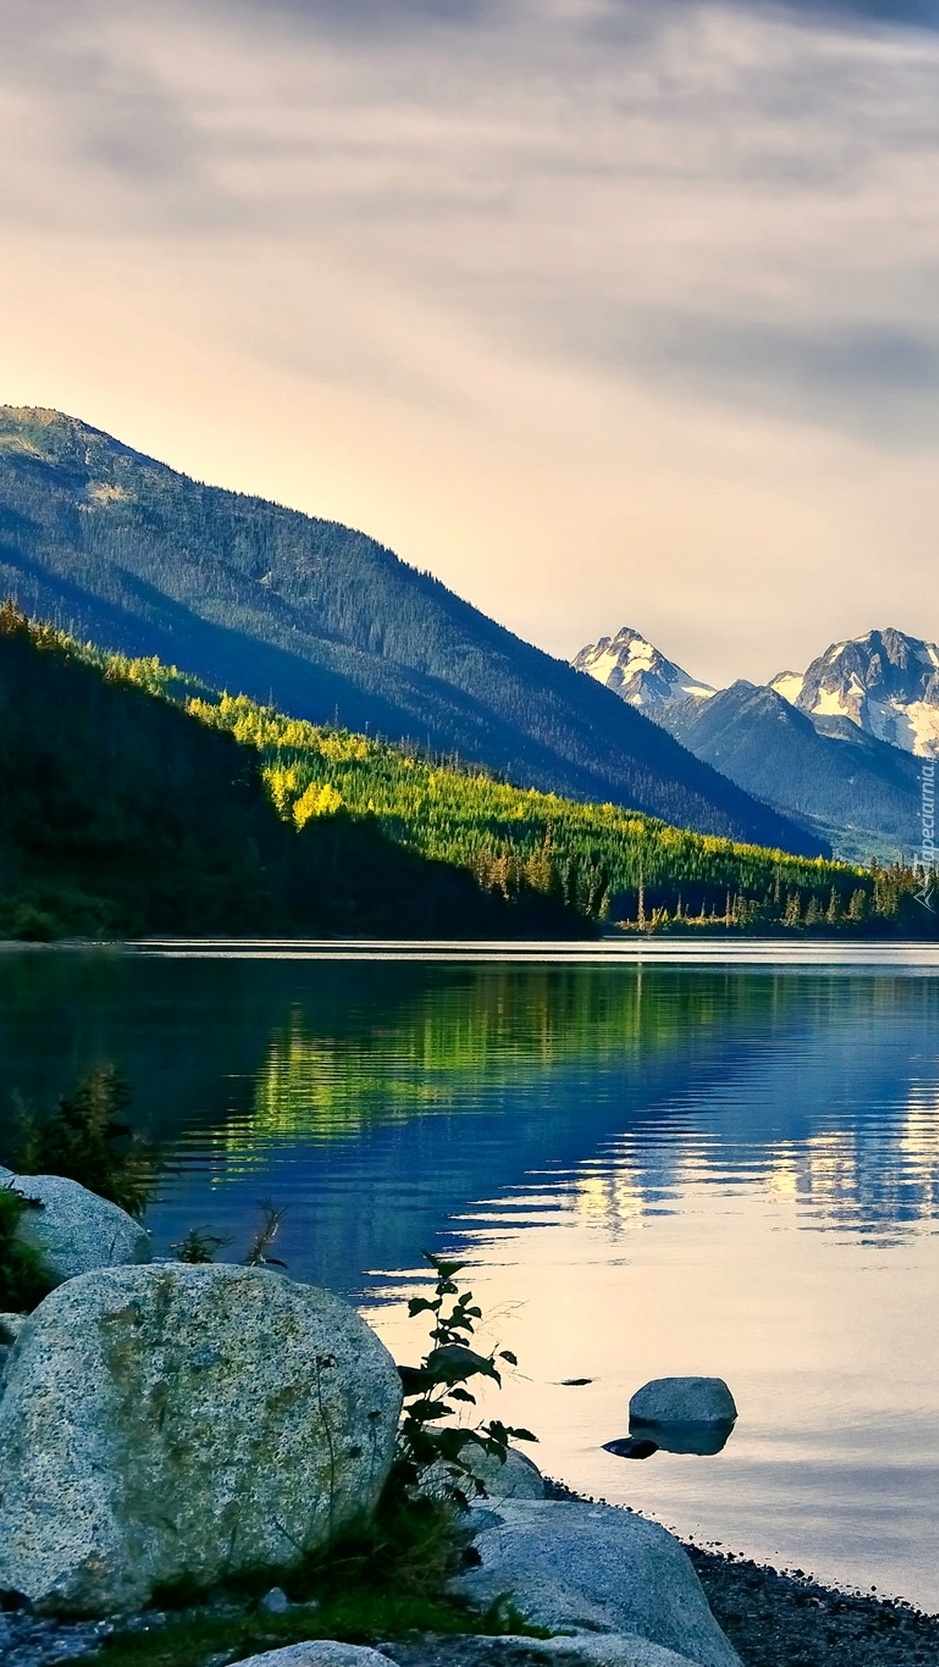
[576,313,939,444]
[1,0,939,677]
[761,0,939,26]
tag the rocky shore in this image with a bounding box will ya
[543,1481,939,1667]
[2,1166,937,1667]
[2,1483,936,1667]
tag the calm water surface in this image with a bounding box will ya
[1,940,938,1610]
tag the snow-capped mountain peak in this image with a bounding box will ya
[771,627,939,759]
[573,626,715,715]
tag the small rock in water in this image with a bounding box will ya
[603,1437,659,1460]
[629,1377,737,1428]
[259,1587,291,1615]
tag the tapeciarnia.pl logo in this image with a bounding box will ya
[916,760,936,911]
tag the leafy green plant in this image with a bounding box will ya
[170,1227,232,1264]
[11,1065,157,1216]
[170,1204,287,1268]
[7,903,62,942]
[243,1201,288,1268]
[392,1251,537,1506]
[0,1181,54,1312]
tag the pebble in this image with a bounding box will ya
[258,1587,291,1615]
[0,1608,111,1667]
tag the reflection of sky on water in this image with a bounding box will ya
[1,948,938,1608]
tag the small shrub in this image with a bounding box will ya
[12,1065,158,1216]
[169,1204,286,1267]
[0,1182,54,1312]
[170,1227,232,1264]
[9,904,62,942]
[391,1251,537,1507]
[243,1201,287,1268]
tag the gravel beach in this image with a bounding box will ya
[2,1483,937,1667]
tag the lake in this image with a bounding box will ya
[1,939,938,1612]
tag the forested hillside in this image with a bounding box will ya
[60,627,937,936]
[0,406,823,856]
[0,606,582,940]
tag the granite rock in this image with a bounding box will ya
[452,1500,740,1667]
[0,1263,402,1614]
[0,1170,150,1288]
[628,1379,736,1430]
[421,1443,545,1501]
[227,1647,398,1667]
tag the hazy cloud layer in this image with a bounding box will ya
[1,0,939,681]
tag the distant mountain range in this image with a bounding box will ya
[575,625,937,862]
[573,626,714,714]
[0,407,823,857]
[771,627,939,758]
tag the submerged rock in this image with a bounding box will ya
[628,1379,737,1430]
[257,1587,291,1616]
[452,1499,741,1667]
[0,1169,150,1288]
[602,1437,659,1461]
[0,1263,402,1615]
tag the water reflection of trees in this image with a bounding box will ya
[534,980,939,1243]
[234,967,805,1149]
[559,1112,939,1243]
[4,954,936,1249]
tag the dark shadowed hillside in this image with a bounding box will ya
[0,407,824,857]
[0,606,583,940]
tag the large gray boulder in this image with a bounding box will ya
[421,1443,545,1502]
[452,1501,740,1667]
[230,1642,698,1667]
[228,1649,396,1667]
[0,1264,402,1615]
[628,1379,736,1430]
[0,1169,150,1288]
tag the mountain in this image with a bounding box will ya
[575,623,927,863]
[573,625,714,714]
[20,610,931,938]
[659,679,923,865]
[771,627,939,758]
[0,407,824,858]
[0,604,582,941]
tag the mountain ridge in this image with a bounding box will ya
[575,623,937,862]
[0,406,824,857]
[770,627,939,758]
[573,625,714,713]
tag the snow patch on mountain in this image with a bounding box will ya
[771,628,939,759]
[770,671,805,705]
[574,626,714,716]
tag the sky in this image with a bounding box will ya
[2,0,939,686]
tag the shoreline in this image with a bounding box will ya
[4,1480,938,1667]
[544,1478,939,1667]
